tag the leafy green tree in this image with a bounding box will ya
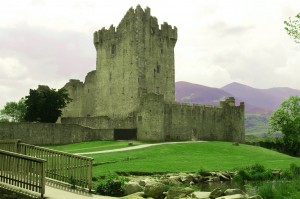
[24,85,71,123]
[0,99,27,122]
[269,96,300,155]
[284,13,300,43]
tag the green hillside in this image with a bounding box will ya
[81,142,300,176]
[245,113,270,135]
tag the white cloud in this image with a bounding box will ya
[0,57,27,78]
[1,0,300,108]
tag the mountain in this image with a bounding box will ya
[175,81,232,105]
[221,82,300,113]
[175,81,269,114]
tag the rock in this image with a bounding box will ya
[165,187,194,199]
[138,178,153,187]
[224,189,245,196]
[217,173,230,181]
[180,174,195,183]
[160,176,181,186]
[144,182,166,198]
[247,196,263,199]
[216,194,246,199]
[121,191,145,199]
[123,181,143,195]
[206,176,220,182]
[209,188,223,198]
[190,191,211,199]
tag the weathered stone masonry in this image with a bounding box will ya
[60,5,245,142]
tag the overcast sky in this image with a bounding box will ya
[1,0,300,108]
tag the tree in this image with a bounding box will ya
[284,13,300,43]
[24,85,71,123]
[0,99,27,122]
[269,96,300,155]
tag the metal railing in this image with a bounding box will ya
[0,140,93,191]
[0,149,46,198]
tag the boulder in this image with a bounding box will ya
[247,196,263,199]
[144,182,166,198]
[180,174,195,184]
[209,188,223,198]
[217,173,230,181]
[160,176,181,186]
[123,181,143,195]
[138,178,153,187]
[121,192,145,199]
[165,187,194,199]
[216,194,246,199]
[224,189,245,196]
[190,191,211,199]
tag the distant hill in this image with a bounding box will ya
[175,81,231,105]
[175,81,270,114]
[221,82,300,113]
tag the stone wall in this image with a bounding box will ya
[164,101,244,142]
[0,123,113,145]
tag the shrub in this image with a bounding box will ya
[233,163,273,182]
[95,173,128,197]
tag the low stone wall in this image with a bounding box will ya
[0,123,113,145]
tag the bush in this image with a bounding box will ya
[95,173,128,197]
[233,163,273,182]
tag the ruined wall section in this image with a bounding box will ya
[61,79,84,117]
[164,98,244,142]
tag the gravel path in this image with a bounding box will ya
[75,140,207,155]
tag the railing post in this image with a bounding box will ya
[15,139,21,153]
[41,162,45,198]
[88,159,93,192]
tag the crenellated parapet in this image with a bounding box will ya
[93,5,177,50]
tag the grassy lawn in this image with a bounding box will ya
[81,141,300,176]
[43,140,146,153]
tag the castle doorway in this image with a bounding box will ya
[114,129,137,140]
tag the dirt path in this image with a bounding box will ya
[75,141,207,155]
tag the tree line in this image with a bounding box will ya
[0,85,71,123]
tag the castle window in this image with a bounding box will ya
[122,87,125,94]
[111,44,116,55]
[156,87,160,94]
[138,116,142,122]
[109,72,112,81]
[157,65,160,73]
[160,48,163,54]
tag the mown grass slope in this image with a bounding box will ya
[81,141,300,176]
[44,141,300,176]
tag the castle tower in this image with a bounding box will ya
[93,5,177,118]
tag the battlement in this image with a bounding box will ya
[93,5,177,49]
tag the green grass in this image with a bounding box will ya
[43,140,146,153]
[83,142,300,176]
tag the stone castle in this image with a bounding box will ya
[60,6,245,142]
